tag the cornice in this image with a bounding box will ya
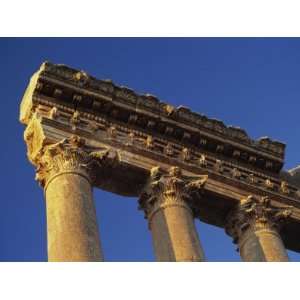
[20,62,285,174]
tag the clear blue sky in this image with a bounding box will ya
[0,38,300,261]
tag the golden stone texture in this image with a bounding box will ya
[149,204,205,261]
[239,228,289,262]
[46,172,103,261]
[19,62,300,261]
[24,118,104,261]
[226,195,291,262]
[139,167,207,261]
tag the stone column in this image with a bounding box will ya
[33,135,106,262]
[139,166,207,262]
[225,195,292,262]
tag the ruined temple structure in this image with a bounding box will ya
[19,62,300,262]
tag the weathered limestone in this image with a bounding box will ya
[19,62,300,260]
[139,166,207,261]
[225,195,291,262]
[24,118,105,261]
[45,170,103,261]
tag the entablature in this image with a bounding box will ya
[20,62,285,174]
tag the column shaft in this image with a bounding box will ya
[149,202,205,261]
[139,167,207,262]
[45,172,103,262]
[239,228,289,262]
[226,195,291,262]
[31,135,107,262]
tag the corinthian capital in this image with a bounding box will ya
[139,166,208,219]
[225,195,292,245]
[34,135,109,188]
[23,114,110,187]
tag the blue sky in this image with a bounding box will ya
[0,38,300,261]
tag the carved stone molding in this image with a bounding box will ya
[225,195,292,246]
[139,166,208,222]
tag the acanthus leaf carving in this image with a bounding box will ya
[33,135,110,188]
[139,166,208,221]
[225,195,293,248]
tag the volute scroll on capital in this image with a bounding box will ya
[138,166,208,219]
[225,195,293,246]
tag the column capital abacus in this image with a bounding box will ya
[139,166,208,223]
[225,195,292,247]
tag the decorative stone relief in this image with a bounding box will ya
[264,178,274,190]
[231,168,241,179]
[34,135,109,187]
[164,143,174,156]
[49,107,59,120]
[225,195,292,245]
[107,126,117,139]
[198,154,207,167]
[214,159,224,173]
[280,181,290,195]
[145,135,154,150]
[247,173,256,184]
[70,111,80,130]
[73,70,90,87]
[87,120,99,132]
[139,166,208,220]
[125,131,135,146]
[181,148,191,162]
